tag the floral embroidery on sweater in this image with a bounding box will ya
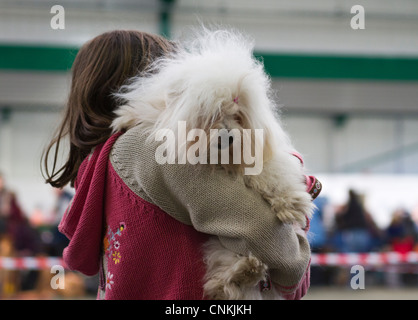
[112,251,121,264]
[106,272,114,290]
[104,223,125,265]
[103,223,126,292]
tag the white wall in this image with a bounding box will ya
[0,110,62,220]
[287,114,418,173]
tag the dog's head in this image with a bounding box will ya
[192,86,267,176]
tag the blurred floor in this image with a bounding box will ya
[305,286,418,300]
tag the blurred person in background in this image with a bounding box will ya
[328,189,383,286]
[0,172,39,254]
[383,209,418,287]
[385,208,417,254]
[308,197,328,253]
[308,197,335,286]
[332,189,381,253]
[44,188,72,257]
[0,172,17,296]
[0,172,42,296]
[0,172,21,238]
[52,188,73,226]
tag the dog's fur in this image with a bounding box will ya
[111,27,314,300]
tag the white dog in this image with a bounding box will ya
[111,28,315,300]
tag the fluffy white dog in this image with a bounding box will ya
[111,28,315,300]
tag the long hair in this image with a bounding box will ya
[42,30,174,188]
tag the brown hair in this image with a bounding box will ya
[42,30,174,188]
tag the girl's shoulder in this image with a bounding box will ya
[109,125,158,205]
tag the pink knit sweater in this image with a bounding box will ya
[59,132,311,300]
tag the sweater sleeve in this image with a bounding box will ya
[110,126,311,291]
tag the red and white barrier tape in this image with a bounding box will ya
[0,257,65,270]
[0,252,417,270]
[311,252,418,267]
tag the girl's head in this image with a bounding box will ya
[43,30,174,188]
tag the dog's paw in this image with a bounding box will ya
[271,191,313,225]
[203,279,230,300]
[228,254,267,287]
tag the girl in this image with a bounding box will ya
[43,29,312,300]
